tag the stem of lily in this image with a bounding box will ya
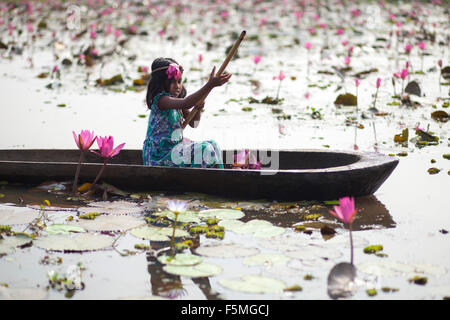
[72,151,84,194]
[170,212,179,256]
[349,223,354,265]
[276,80,282,101]
[90,159,108,190]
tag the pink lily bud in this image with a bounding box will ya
[405,43,412,53]
[129,25,137,33]
[355,77,360,87]
[319,22,326,29]
[341,40,348,46]
[400,68,408,80]
[106,24,113,34]
[8,23,13,35]
[304,42,312,50]
[308,27,316,35]
[114,29,121,38]
[52,65,58,73]
[376,77,381,88]
[141,66,149,73]
[418,41,425,50]
[344,56,351,66]
[27,21,33,33]
[91,49,98,56]
[253,55,261,64]
[438,59,442,68]
[336,28,344,35]
[198,54,203,63]
[90,31,96,40]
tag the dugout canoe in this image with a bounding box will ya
[0,149,398,201]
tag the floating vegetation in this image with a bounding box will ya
[158,253,203,266]
[302,213,322,221]
[219,275,286,294]
[427,168,441,175]
[130,225,190,242]
[334,93,357,106]
[70,215,144,232]
[363,245,383,254]
[79,212,101,220]
[163,262,222,278]
[96,74,124,86]
[431,110,449,123]
[45,224,86,235]
[283,285,303,292]
[366,288,377,297]
[34,234,114,252]
[195,243,260,259]
[243,253,291,267]
[381,287,399,293]
[394,128,409,145]
[218,219,285,238]
[408,276,428,285]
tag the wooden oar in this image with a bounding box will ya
[181,30,246,129]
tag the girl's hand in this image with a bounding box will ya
[207,66,232,88]
[194,101,205,110]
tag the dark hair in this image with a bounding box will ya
[146,57,186,109]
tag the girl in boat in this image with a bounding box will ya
[143,57,231,168]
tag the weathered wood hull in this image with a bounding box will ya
[0,149,398,200]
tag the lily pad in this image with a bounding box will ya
[357,261,447,277]
[195,243,260,258]
[0,206,40,225]
[130,226,189,241]
[405,80,421,96]
[80,200,144,215]
[69,215,145,232]
[34,234,114,252]
[219,219,285,238]
[45,224,86,235]
[243,253,291,267]
[154,209,201,224]
[163,262,222,278]
[157,253,203,266]
[431,110,449,123]
[219,275,286,294]
[0,234,33,255]
[0,287,48,300]
[284,245,343,261]
[334,93,357,106]
[198,209,244,220]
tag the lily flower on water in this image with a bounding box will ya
[72,130,96,193]
[167,200,188,215]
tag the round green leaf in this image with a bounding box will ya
[0,205,39,225]
[34,234,114,252]
[155,209,201,224]
[243,253,291,267]
[158,253,203,266]
[0,234,33,255]
[219,275,287,294]
[195,243,260,258]
[163,262,222,278]
[69,215,145,232]
[130,226,189,241]
[198,209,244,220]
[45,224,86,235]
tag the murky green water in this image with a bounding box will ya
[0,0,449,300]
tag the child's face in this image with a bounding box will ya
[169,77,183,97]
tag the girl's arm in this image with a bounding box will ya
[158,67,231,111]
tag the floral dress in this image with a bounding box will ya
[143,91,224,168]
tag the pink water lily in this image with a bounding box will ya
[91,136,125,159]
[304,42,312,50]
[72,130,96,193]
[253,55,261,64]
[329,197,358,264]
[329,197,357,224]
[89,136,125,190]
[73,130,96,151]
[376,77,381,88]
